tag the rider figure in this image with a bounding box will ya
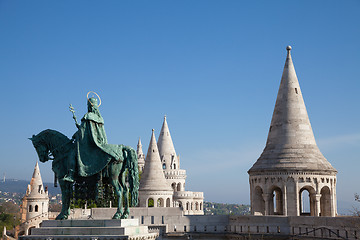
[63,97,114,182]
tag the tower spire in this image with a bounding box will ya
[139,129,172,191]
[157,115,178,170]
[137,137,145,172]
[249,46,336,173]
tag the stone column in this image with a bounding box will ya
[313,194,321,216]
[283,184,287,216]
[295,179,300,216]
[332,179,337,216]
[262,193,271,215]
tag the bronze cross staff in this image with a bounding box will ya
[69,104,79,126]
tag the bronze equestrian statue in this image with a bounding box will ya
[29,92,139,220]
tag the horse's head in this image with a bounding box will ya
[29,133,50,163]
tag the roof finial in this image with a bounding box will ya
[164,114,167,120]
[152,129,155,132]
[286,45,292,58]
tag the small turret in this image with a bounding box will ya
[137,137,145,172]
[21,162,49,222]
[157,115,179,170]
[138,130,173,207]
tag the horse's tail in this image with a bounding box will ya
[125,147,139,207]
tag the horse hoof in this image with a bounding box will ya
[56,214,68,220]
[121,213,129,219]
[112,213,121,219]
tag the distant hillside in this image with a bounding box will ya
[0,179,61,196]
[204,201,250,215]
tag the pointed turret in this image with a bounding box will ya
[137,137,145,172]
[158,115,179,170]
[28,161,47,197]
[139,130,173,191]
[21,161,49,222]
[249,46,336,174]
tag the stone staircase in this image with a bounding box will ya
[19,219,158,240]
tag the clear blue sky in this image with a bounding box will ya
[0,1,359,214]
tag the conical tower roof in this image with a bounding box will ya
[157,115,178,169]
[137,137,144,157]
[28,161,47,197]
[137,138,145,163]
[139,130,173,191]
[249,46,337,174]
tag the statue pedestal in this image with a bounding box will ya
[19,219,158,240]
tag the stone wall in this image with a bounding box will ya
[89,207,359,239]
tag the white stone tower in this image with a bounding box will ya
[248,46,337,217]
[158,115,186,191]
[137,137,145,172]
[137,117,204,215]
[138,129,174,208]
[20,162,49,235]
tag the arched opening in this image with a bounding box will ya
[28,226,36,235]
[271,187,283,215]
[166,198,171,207]
[173,164,176,169]
[195,202,199,210]
[320,186,331,216]
[186,202,189,211]
[177,183,181,191]
[172,182,176,191]
[253,186,265,215]
[35,205,39,212]
[29,205,33,212]
[157,198,164,207]
[179,201,183,209]
[162,163,166,169]
[148,198,154,207]
[299,187,315,216]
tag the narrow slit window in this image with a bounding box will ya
[295,88,298,94]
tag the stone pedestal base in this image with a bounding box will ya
[19,219,158,240]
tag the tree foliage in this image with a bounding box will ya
[0,202,20,230]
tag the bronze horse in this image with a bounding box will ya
[29,129,139,220]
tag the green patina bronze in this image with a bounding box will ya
[29,96,139,220]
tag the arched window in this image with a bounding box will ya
[271,187,283,215]
[173,164,176,169]
[157,198,164,207]
[177,183,181,191]
[253,186,265,215]
[162,163,166,169]
[195,202,199,210]
[299,186,316,216]
[29,205,33,212]
[148,198,154,207]
[35,205,39,212]
[186,202,189,211]
[172,182,176,191]
[166,198,171,207]
[320,186,331,216]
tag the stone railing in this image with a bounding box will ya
[174,191,203,199]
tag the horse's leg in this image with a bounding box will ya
[119,171,129,219]
[119,172,130,219]
[109,161,123,219]
[56,179,71,220]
